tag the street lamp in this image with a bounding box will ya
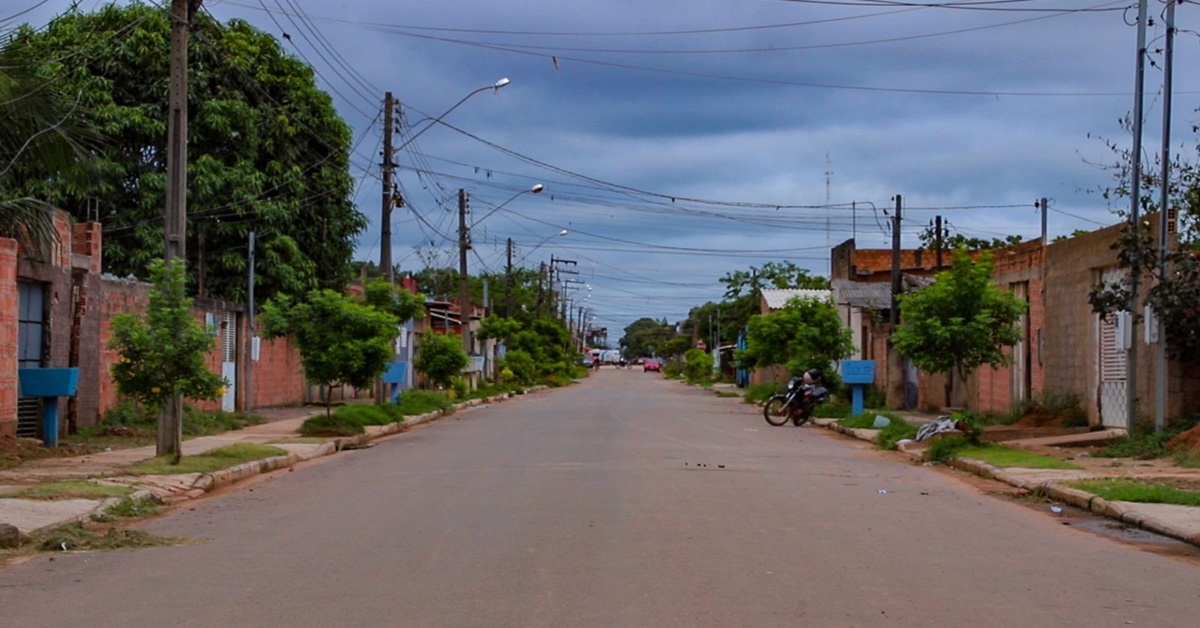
[519,229,568,265]
[470,183,545,229]
[384,77,511,287]
[397,77,510,152]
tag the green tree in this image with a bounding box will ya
[413,332,469,389]
[0,34,95,259]
[362,280,426,323]
[683,348,714,383]
[719,261,830,299]
[740,294,853,381]
[619,317,678,358]
[1086,119,1200,365]
[259,289,398,415]
[7,4,365,302]
[893,249,1028,404]
[109,259,227,461]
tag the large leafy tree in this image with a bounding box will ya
[619,317,679,358]
[0,34,94,258]
[893,249,1027,403]
[7,3,365,302]
[740,295,852,382]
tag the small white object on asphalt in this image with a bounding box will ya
[877,489,887,494]
[1050,506,1063,514]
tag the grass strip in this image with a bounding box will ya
[5,480,133,501]
[129,443,288,475]
[954,444,1081,470]
[1067,478,1200,507]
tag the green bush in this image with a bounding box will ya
[395,390,453,416]
[334,404,394,426]
[500,349,537,385]
[102,400,158,429]
[300,413,365,437]
[813,400,850,419]
[660,359,685,379]
[877,419,919,450]
[450,377,469,400]
[683,349,714,383]
[926,435,972,462]
[743,383,777,404]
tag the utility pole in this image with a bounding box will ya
[1155,0,1177,430]
[1039,197,1048,244]
[245,231,256,414]
[888,194,904,410]
[159,0,196,461]
[458,188,471,353]
[1127,0,1150,430]
[536,262,546,318]
[889,195,902,327]
[934,215,943,271]
[505,237,514,318]
[380,92,396,285]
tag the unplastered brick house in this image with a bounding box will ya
[826,214,1200,426]
[2,209,339,441]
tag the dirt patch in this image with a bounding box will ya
[0,437,107,471]
[1014,408,1069,428]
[1167,424,1200,454]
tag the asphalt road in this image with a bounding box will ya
[2,369,1199,627]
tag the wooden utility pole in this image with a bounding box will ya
[159,0,196,461]
[381,92,396,285]
[458,189,471,353]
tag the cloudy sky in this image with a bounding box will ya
[13,0,1198,339]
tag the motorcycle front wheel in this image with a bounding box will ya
[763,395,790,426]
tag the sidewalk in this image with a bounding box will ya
[815,416,1200,548]
[0,394,509,540]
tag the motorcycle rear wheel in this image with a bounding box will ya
[763,395,790,426]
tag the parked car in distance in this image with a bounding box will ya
[643,359,661,373]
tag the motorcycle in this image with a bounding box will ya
[763,369,830,426]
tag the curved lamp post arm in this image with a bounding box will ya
[519,229,568,265]
[395,77,510,153]
[470,184,544,229]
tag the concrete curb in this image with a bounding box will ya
[819,418,1200,549]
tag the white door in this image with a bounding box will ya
[1097,268,1127,427]
[221,312,237,412]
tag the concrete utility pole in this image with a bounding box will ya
[458,189,471,353]
[380,92,396,285]
[934,215,943,271]
[1127,0,1149,430]
[1155,0,1177,430]
[889,195,902,327]
[1039,197,1048,244]
[245,231,256,414]
[505,238,514,318]
[159,0,197,461]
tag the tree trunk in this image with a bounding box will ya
[157,394,183,464]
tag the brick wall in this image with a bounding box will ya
[250,335,307,407]
[0,238,17,437]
